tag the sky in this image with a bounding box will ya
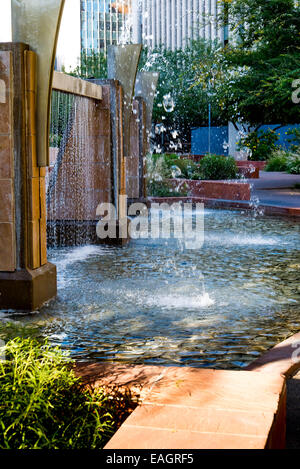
[0,0,12,42]
[0,0,81,70]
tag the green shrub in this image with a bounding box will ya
[49,134,62,148]
[166,158,201,180]
[287,128,300,152]
[147,153,238,185]
[265,150,300,174]
[146,154,188,196]
[287,153,300,174]
[199,154,238,180]
[238,129,279,161]
[265,151,288,172]
[0,338,137,449]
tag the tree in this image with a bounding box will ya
[66,50,107,79]
[140,40,226,151]
[195,0,300,131]
[67,42,226,151]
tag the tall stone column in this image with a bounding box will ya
[0,44,56,311]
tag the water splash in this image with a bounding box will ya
[163,93,175,113]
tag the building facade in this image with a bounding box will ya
[80,0,226,55]
[81,0,132,53]
[136,0,225,50]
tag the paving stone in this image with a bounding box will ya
[104,425,268,450]
[78,364,287,450]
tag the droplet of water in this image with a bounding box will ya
[163,93,175,113]
[171,165,182,178]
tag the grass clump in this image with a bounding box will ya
[265,149,300,174]
[286,153,300,175]
[265,150,289,172]
[0,338,137,449]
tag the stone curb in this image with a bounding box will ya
[148,196,300,217]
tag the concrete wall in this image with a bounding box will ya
[192,123,300,159]
[191,126,228,156]
[0,45,48,272]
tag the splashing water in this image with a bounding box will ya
[163,93,175,113]
[171,165,182,178]
[1,209,299,369]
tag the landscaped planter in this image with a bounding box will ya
[167,178,251,201]
[177,155,267,172]
[236,161,266,170]
[237,165,260,179]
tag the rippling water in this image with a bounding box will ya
[1,209,299,369]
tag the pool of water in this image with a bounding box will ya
[1,209,300,369]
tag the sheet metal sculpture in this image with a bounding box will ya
[11,0,65,167]
[107,44,142,158]
[135,71,159,151]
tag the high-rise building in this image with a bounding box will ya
[80,0,225,55]
[81,0,132,53]
[134,0,226,50]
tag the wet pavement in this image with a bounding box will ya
[250,172,300,208]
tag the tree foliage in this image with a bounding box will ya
[199,0,300,129]
[66,50,107,79]
[140,41,226,134]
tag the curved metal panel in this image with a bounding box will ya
[135,71,159,150]
[107,44,142,158]
[11,0,65,167]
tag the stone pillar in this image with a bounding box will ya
[0,43,56,311]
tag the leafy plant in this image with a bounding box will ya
[238,129,279,161]
[146,154,189,196]
[205,0,300,129]
[164,156,201,180]
[67,50,107,79]
[147,180,188,197]
[265,149,300,174]
[287,128,300,152]
[141,40,226,150]
[265,150,288,172]
[50,91,74,148]
[49,134,62,148]
[287,153,300,175]
[0,338,137,449]
[199,154,238,180]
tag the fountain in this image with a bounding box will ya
[0,0,159,309]
[2,208,299,369]
[0,0,299,373]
